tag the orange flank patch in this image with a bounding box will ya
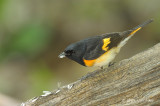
[83,49,112,67]
[83,38,111,67]
[102,38,111,51]
[129,27,141,36]
[83,58,96,67]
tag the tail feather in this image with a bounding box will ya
[119,19,153,48]
[122,19,153,37]
[132,19,153,31]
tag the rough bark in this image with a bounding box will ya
[23,43,160,106]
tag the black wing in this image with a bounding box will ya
[83,32,127,60]
[83,36,105,60]
[102,32,128,50]
[83,19,153,60]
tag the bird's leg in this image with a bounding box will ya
[100,66,104,70]
[108,62,116,67]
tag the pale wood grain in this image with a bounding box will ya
[23,43,160,106]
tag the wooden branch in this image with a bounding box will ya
[23,43,160,106]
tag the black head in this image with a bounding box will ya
[59,41,86,66]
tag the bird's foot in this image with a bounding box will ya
[100,66,104,70]
[108,62,116,67]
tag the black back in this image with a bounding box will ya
[83,31,131,60]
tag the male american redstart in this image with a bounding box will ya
[59,19,153,68]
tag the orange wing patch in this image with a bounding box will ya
[129,27,141,36]
[83,38,111,67]
[102,38,111,51]
[83,59,96,67]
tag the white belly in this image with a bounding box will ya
[93,48,119,67]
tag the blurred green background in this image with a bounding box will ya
[0,0,160,105]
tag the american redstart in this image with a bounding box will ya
[59,19,153,68]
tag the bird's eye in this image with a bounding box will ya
[65,50,75,56]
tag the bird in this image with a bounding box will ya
[59,19,153,69]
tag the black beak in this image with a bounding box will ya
[58,52,66,58]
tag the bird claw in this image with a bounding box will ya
[108,62,116,67]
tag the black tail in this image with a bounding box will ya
[126,19,153,36]
[120,19,153,38]
[132,19,153,31]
